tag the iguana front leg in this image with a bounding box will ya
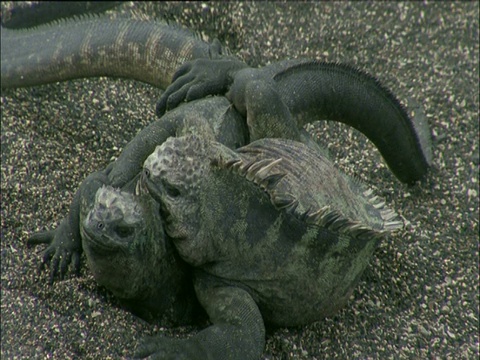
[236,76,302,142]
[135,276,265,360]
[28,168,110,282]
[232,76,330,157]
[156,56,248,117]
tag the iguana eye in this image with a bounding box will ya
[116,225,134,239]
[97,222,104,230]
[163,180,181,198]
[143,168,151,178]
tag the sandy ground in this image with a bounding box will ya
[1,2,478,359]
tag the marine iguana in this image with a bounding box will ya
[78,135,402,359]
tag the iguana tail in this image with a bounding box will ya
[270,60,432,184]
[1,15,221,89]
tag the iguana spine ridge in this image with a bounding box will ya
[220,142,403,240]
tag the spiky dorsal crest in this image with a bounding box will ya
[217,139,403,241]
[301,189,403,241]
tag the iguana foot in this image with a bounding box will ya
[134,335,207,360]
[156,57,247,116]
[28,219,81,284]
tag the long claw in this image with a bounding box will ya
[49,254,60,284]
[59,252,70,279]
[156,74,195,116]
[40,246,54,270]
[27,230,55,246]
[72,252,81,276]
[185,83,215,102]
[171,62,192,83]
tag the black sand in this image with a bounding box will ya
[1,2,478,359]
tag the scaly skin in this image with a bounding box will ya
[1,14,229,89]
[126,135,402,359]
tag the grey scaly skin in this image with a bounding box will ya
[22,44,431,286]
[0,12,232,90]
[119,135,402,359]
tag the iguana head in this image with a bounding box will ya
[140,136,211,242]
[81,185,190,319]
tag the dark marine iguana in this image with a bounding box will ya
[79,135,402,359]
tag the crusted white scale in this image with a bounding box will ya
[93,185,142,225]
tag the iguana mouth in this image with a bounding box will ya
[81,226,124,254]
[135,175,149,197]
[135,174,176,234]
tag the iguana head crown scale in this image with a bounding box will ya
[91,185,143,226]
[141,136,216,243]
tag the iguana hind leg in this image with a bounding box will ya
[241,78,302,142]
[135,276,265,360]
[239,78,331,157]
